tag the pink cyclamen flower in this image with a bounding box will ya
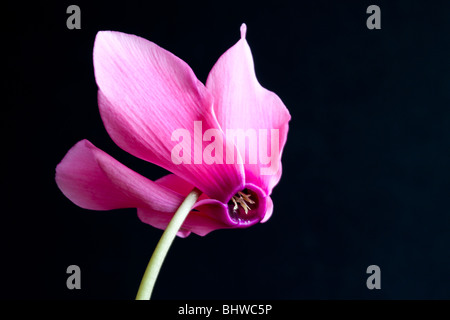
[55,24,291,237]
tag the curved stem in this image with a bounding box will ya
[135,188,202,300]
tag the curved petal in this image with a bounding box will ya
[206,24,291,195]
[136,207,193,238]
[55,139,184,212]
[261,196,273,223]
[138,200,230,237]
[141,174,268,236]
[94,31,244,203]
[153,174,235,235]
[154,173,210,201]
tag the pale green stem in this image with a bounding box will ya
[135,188,202,300]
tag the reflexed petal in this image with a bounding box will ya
[206,24,290,195]
[55,139,184,212]
[154,173,210,201]
[138,200,230,237]
[94,31,244,202]
[139,174,269,236]
[136,208,193,238]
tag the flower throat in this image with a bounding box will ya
[228,188,259,222]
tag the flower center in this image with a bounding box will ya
[231,191,254,214]
[228,188,259,222]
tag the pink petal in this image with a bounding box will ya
[261,196,273,223]
[154,173,210,201]
[55,139,184,212]
[94,31,244,203]
[136,207,194,238]
[153,174,236,235]
[206,24,291,195]
[139,174,270,236]
[137,200,229,237]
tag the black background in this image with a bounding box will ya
[3,0,450,299]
